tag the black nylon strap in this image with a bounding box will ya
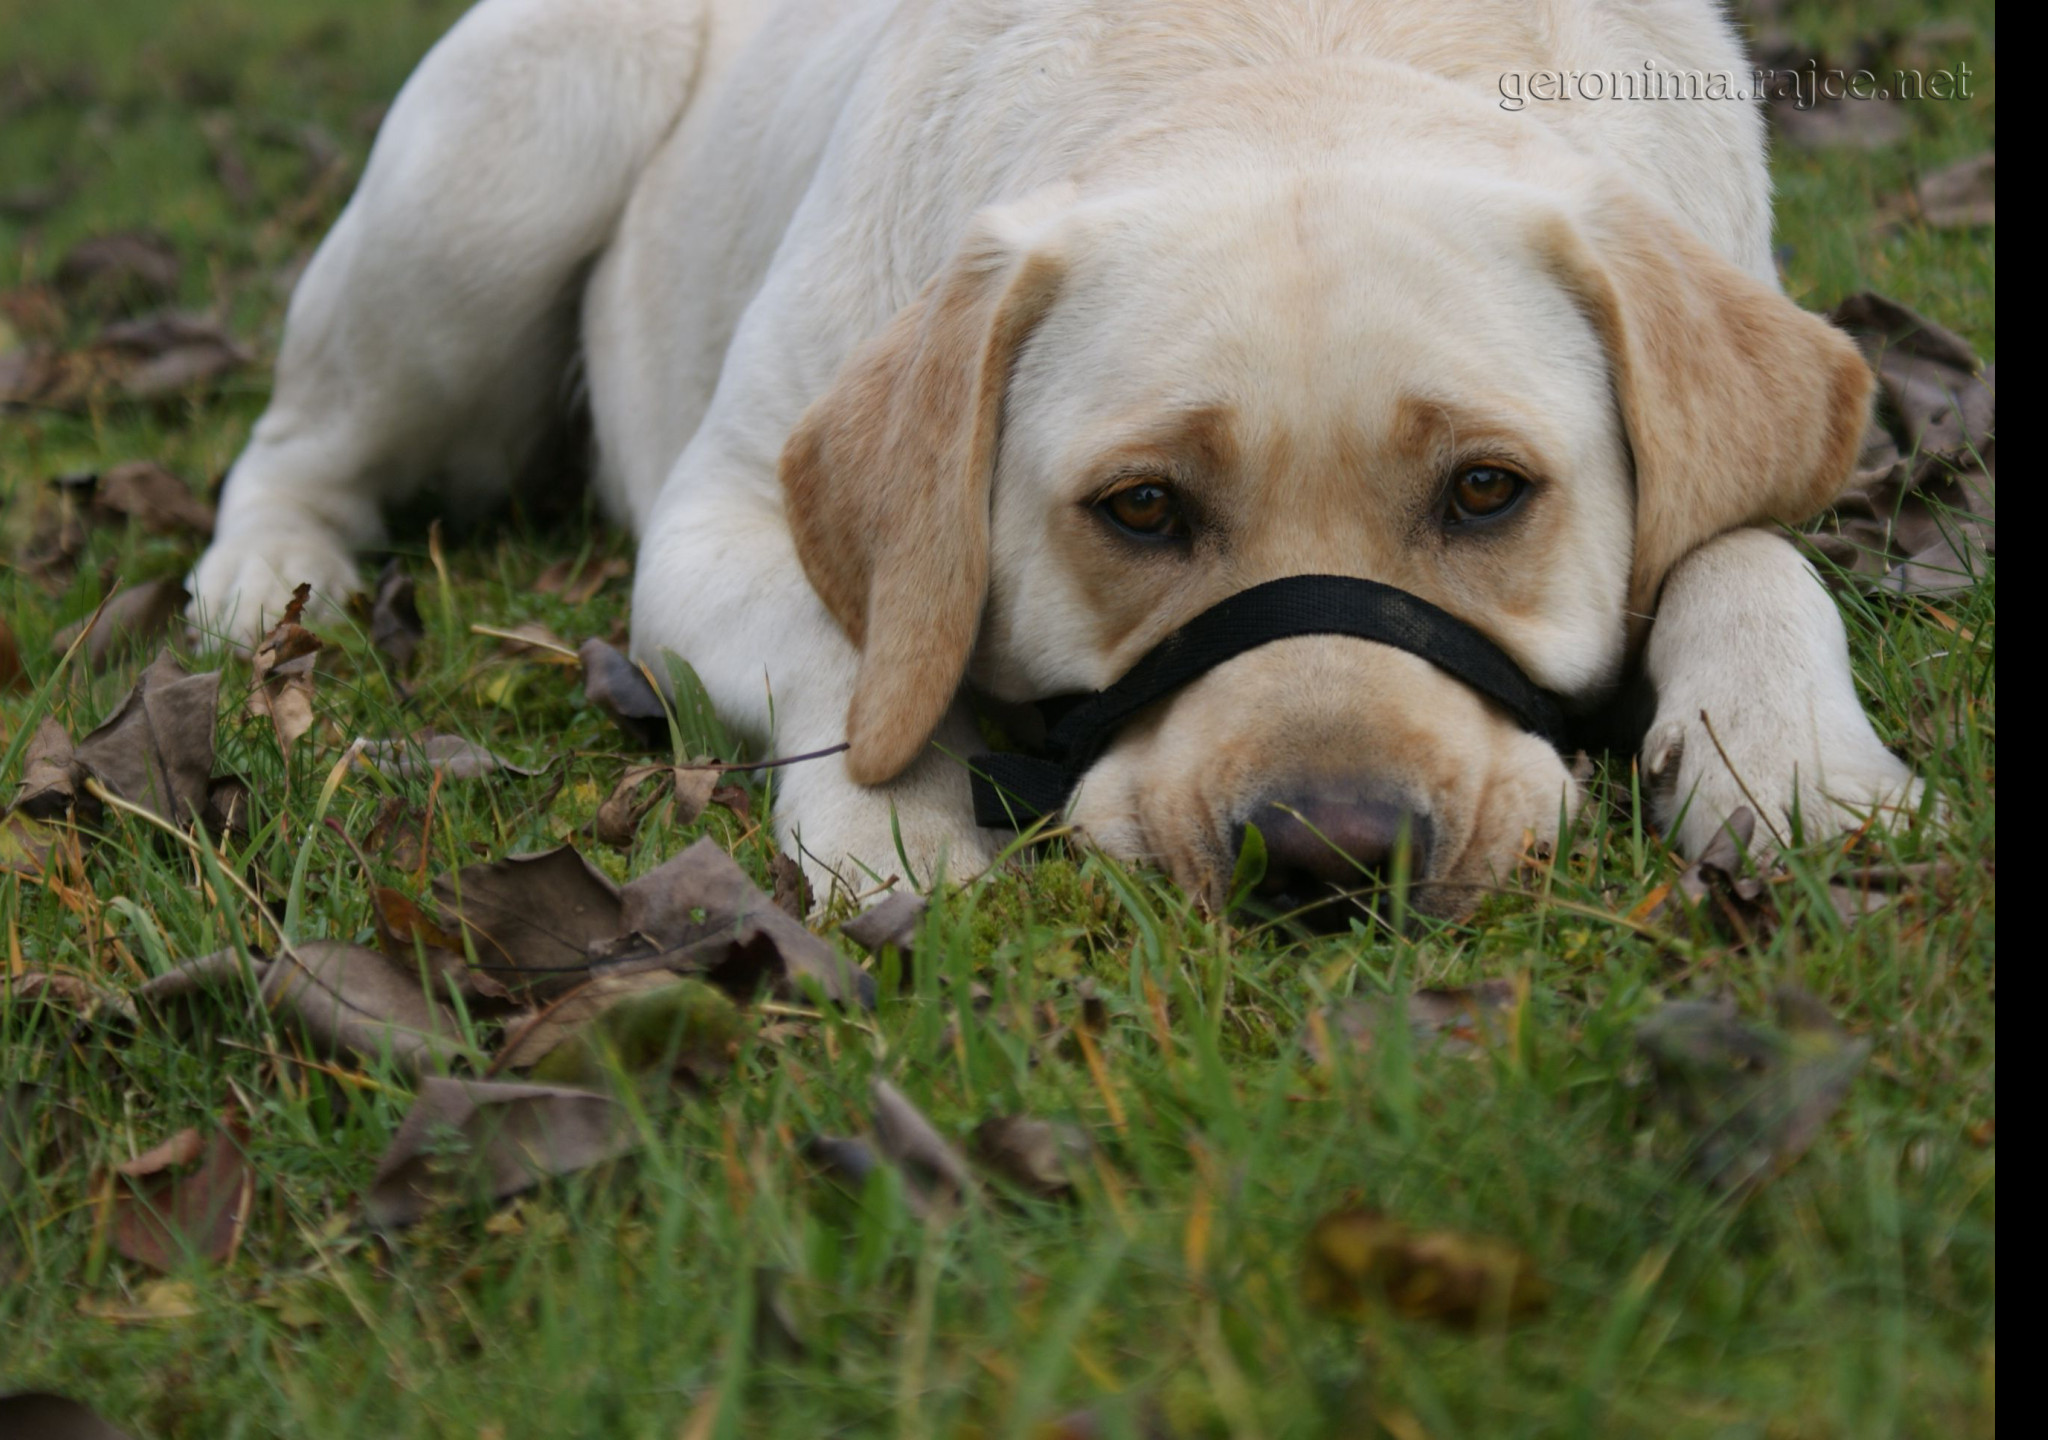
[969,573,1569,830]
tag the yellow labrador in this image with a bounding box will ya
[188,0,1923,914]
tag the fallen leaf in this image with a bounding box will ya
[494,969,693,1071]
[71,650,220,827]
[432,847,624,998]
[367,560,423,673]
[769,852,810,919]
[0,814,63,877]
[524,976,744,1088]
[354,731,542,782]
[1302,1208,1549,1326]
[614,839,874,1006]
[579,638,668,748]
[1806,294,1993,597]
[1312,979,1519,1063]
[594,764,672,849]
[54,231,179,316]
[1650,809,1778,950]
[94,313,249,401]
[245,583,322,764]
[841,891,925,957]
[1913,150,1994,229]
[0,1392,140,1439]
[871,1078,974,1215]
[13,716,79,817]
[971,1115,1091,1201]
[805,1135,881,1192]
[109,1122,253,1272]
[1636,987,1870,1192]
[0,616,20,691]
[364,796,427,871]
[371,887,509,1002]
[365,1077,635,1228]
[534,554,630,605]
[51,580,189,670]
[260,940,475,1073]
[69,460,215,536]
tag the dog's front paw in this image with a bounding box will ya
[1643,709,1927,858]
[187,525,362,649]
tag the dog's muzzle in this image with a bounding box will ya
[968,573,1572,830]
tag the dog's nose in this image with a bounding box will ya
[1237,790,1432,923]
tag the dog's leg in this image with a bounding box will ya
[1641,527,1928,855]
[631,484,999,906]
[189,0,707,643]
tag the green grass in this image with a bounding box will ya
[2,2,1994,1437]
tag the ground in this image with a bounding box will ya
[0,1,1995,1436]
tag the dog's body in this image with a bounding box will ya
[190,0,1923,909]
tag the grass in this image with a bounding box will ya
[2,1,1994,1436]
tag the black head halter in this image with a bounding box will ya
[968,573,1571,829]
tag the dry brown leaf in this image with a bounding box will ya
[367,560,423,673]
[1312,979,1519,1063]
[841,891,925,956]
[1806,293,1993,597]
[871,1078,975,1216]
[259,941,474,1073]
[365,1077,635,1228]
[14,716,79,818]
[534,554,630,605]
[51,580,189,671]
[71,650,219,827]
[245,584,323,764]
[1637,987,1870,1192]
[769,851,810,920]
[109,1121,253,1272]
[71,460,215,537]
[354,731,542,782]
[971,1115,1090,1201]
[370,887,510,1003]
[615,839,874,1006]
[53,231,179,315]
[364,796,427,871]
[594,764,671,849]
[1303,1208,1549,1326]
[93,313,249,401]
[1,813,63,877]
[1913,150,1994,229]
[431,847,624,998]
[579,638,668,748]
[1648,809,1778,951]
[495,969,687,1071]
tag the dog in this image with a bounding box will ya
[187,0,1925,914]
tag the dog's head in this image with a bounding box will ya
[781,155,1869,918]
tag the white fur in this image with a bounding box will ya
[188,0,1925,899]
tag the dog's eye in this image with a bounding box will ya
[1445,465,1528,525]
[1100,482,1186,539]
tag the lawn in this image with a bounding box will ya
[1,2,1995,1437]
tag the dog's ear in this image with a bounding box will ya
[1540,189,1872,631]
[780,213,1065,786]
